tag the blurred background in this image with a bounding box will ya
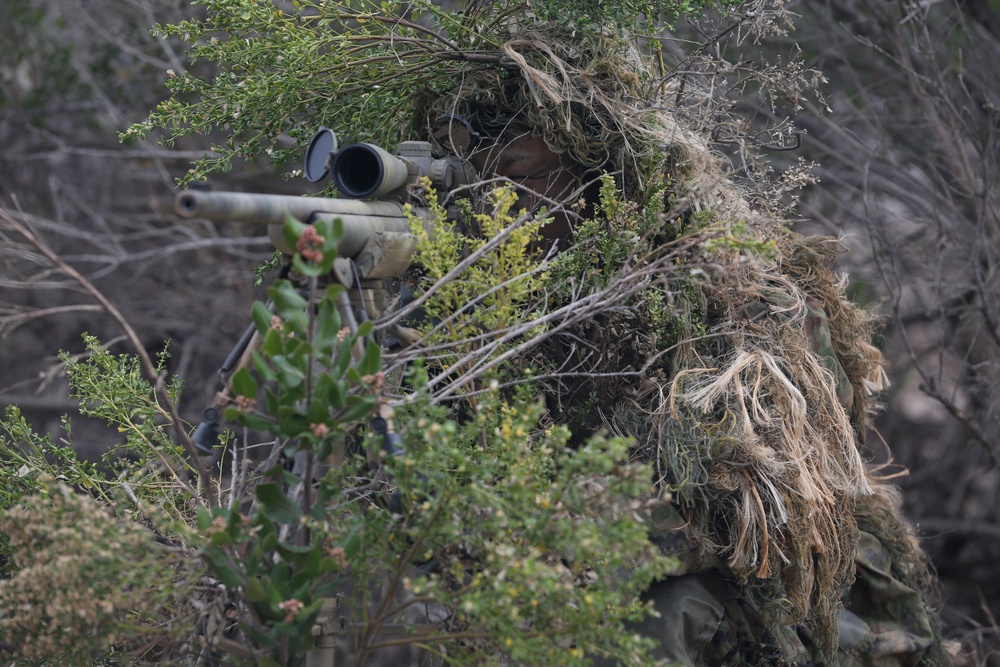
[1,0,997,662]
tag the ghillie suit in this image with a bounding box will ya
[411,21,950,667]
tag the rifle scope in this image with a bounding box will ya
[304,127,478,199]
[331,143,410,200]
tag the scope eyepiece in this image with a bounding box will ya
[332,143,409,199]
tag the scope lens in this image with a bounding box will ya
[333,144,383,198]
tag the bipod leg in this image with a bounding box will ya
[193,322,261,456]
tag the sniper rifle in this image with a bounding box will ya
[179,126,478,453]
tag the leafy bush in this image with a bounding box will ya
[123,0,739,184]
[0,211,674,665]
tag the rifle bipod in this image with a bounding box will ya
[192,322,258,454]
[190,258,385,457]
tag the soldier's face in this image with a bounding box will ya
[471,129,580,246]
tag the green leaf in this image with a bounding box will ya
[292,253,325,277]
[239,621,280,651]
[244,576,270,603]
[317,556,340,574]
[210,530,234,547]
[277,405,310,438]
[261,327,284,358]
[314,216,344,249]
[282,215,308,257]
[261,530,278,553]
[282,438,302,457]
[337,395,376,424]
[270,560,290,592]
[276,541,315,559]
[317,438,333,460]
[265,387,280,416]
[225,408,275,433]
[197,506,213,532]
[323,283,345,302]
[301,598,327,620]
[331,337,353,379]
[272,355,305,389]
[307,398,330,425]
[251,300,273,335]
[314,298,343,356]
[307,541,322,574]
[252,350,278,382]
[270,281,308,320]
[203,547,244,589]
[285,337,313,365]
[231,367,258,399]
[290,568,316,595]
[272,620,302,638]
[356,339,381,377]
[256,482,302,524]
[319,374,347,409]
[356,320,374,338]
[340,527,362,560]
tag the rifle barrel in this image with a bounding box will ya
[175,190,409,226]
[174,189,420,261]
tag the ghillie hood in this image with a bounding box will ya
[412,23,720,205]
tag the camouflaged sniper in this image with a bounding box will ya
[405,22,951,667]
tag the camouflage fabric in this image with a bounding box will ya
[634,503,808,666]
[634,488,939,666]
[802,296,855,414]
[592,572,812,667]
[645,501,722,577]
[836,531,935,666]
[803,303,940,666]
[741,295,854,412]
[617,298,946,667]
